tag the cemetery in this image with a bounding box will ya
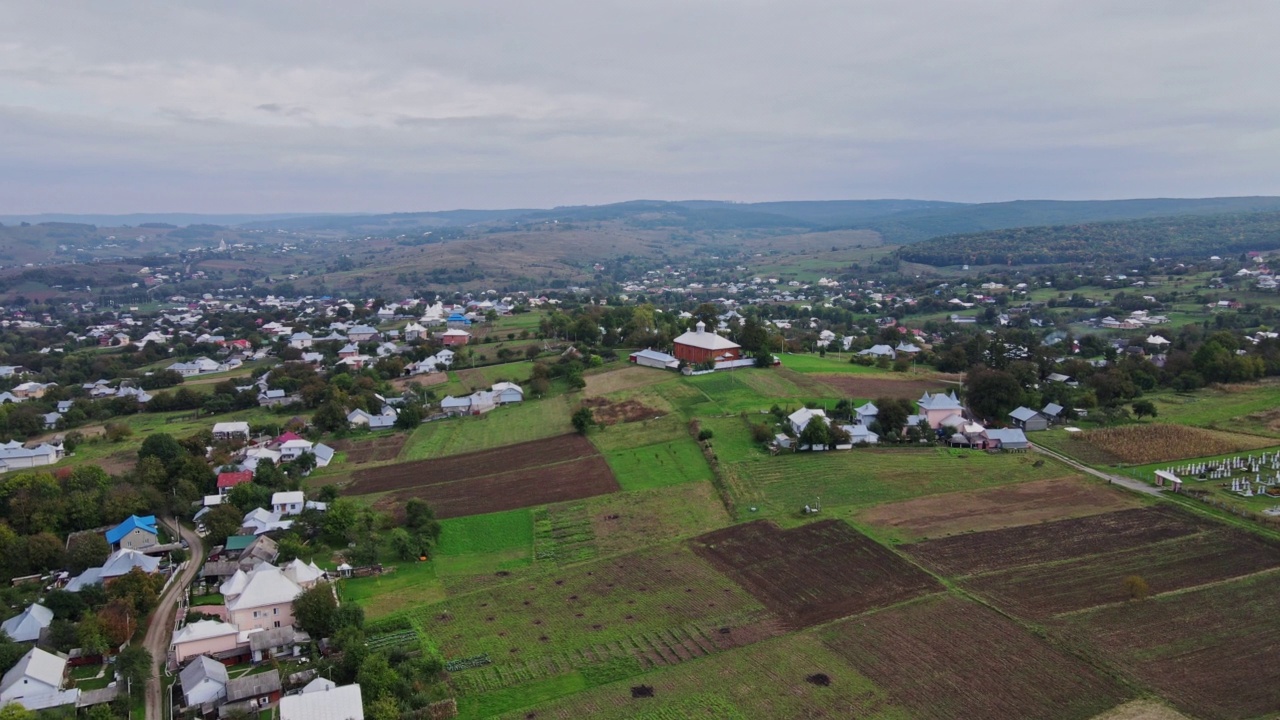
[1152,450,1280,515]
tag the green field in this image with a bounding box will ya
[434,509,536,577]
[399,396,574,460]
[776,354,893,374]
[603,438,715,491]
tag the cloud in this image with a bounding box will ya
[1,1,1279,212]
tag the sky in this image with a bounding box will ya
[2,1,1279,214]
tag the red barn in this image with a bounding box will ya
[672,321,742,365]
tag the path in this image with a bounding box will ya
[144,519,204,720]
[1033,444,1163,497]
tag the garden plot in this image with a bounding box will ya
[824,595,1130,720]
[690,520,940,629]
[1056,572,1280,720]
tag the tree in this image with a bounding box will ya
[357,652,400,702]
[293,584,340,638]
[22,532,65,574]
[966,366,1025,421]
[115,645,152,697]
[76,613,108,656]
[1124,574,1150,601]
[367,697,403,720]
[66,533,110,574]
[203,503,244,546]
[138,433,184,469]
[394,404,422,430]
[798,417,831,449]
[97,599,136,646]
[389,528,417,560]
[1132,399,1158,419]
[571,407,595,435]
[313,401,348,433]
[108,568,164,615]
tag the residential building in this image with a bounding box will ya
[0,604,53,643]
[1008,407,1049,432]
[0,648,78,710]
[223,565,304,631]
[179,655,229,708]
[172,621,241,664]
[279,683,364,720]
[271,491,305,516]
[212,422,251,441]
[629,349,679,370]
[105,514,159,551]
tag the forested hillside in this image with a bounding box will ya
[897,211,1280,267]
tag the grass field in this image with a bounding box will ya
[399,396,574,460]
[1150,382,1280,437]
[776,354,898,374]
[434,509,535,577]
[721,446,1064,525]
[603,438,714,491]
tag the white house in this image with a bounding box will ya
[212,422,251,441]
[629,349,679,370]
[491,382,524,404]
[279,682,364,720]
[0,442,63,471]
[0,647,78,710]
[347,408,397,430]
[179,655,228,708]
[788,408,827,436]
[0,604,53,643]
[271,491,305,516]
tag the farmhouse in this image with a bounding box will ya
[672,321,741,365]
[223,670,282,714]
[0,647,78,710]
[271,491,305,516]
[0,604,53,643]
[629,349,679,370]
[491,382,524,404]
[1008,406,1049,432]
[986,427,1031,450]
[347,408,397,430]
[788,407,827,436]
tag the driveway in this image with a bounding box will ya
[143,520,204,720]
[1033,444,1163,497]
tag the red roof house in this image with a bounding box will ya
[216,471,254,494]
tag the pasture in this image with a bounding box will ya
[603,438,714,491]
[399,395,574,460]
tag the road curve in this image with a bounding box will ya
[1033,444,1163,496]
[144,520,204,720]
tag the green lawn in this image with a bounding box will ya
[435,509,535,576]
[1150,383,1280,437]
[604,438,714,491]
[723,446,1066,525]
[399,396,574,460]
[777,354,893,374]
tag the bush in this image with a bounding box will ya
[697,429,714,441]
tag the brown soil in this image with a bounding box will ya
[856,476,1143,540]
[366,450,619,517]
[579,397,663,426]
[389,373,448,392]
[330,434,409,464]
[690,520,940,629]
[825,595,1129,720]
[814,374,952,400]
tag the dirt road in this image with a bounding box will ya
[1033,444,1163,497]
[144,520,204,720]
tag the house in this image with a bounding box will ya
[221,669,282,715]
[858,344,896,360]
[271,491,305,516]
[403,322,427,341]
[66,548,162,591]
[238,535,280,570]
[337,343,360,359]
[105,514,158,551]
[440,392,495,416]
[446,312,472,329]
[854,402,878,426]
[788,408,827,436]
[347,408,397,430]
[491,382,524,404]
[895,342,922,354]
[279,683,364,720]
[241,508,292,535]
[222,564,305,631]
[1008,407,1049,432]
[169,357,224,376]
[41,412,60,430]
[217,471,254,495]
[0,442,64,471]
[179,655,229,708]
[1041,403,1064,423]
[986,428,1030,451]
[0,647,78,710]
[629,349,680,370]
[11,382,53,400]
[288,332,314,349]
[281,558,325,588]
[842,424,879,445]
[311,443,336,468]
[439,328,471,346]
[346,325,379,342]
[672,321,741,365]
[247,625,310,663]
[171,620,241,664]
[916,391,964,429]
[277,437,314,462]
[258,389,292,407]
[0,604,53,643]
[212,422,251,441]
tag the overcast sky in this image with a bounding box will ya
[3,1,1279,213]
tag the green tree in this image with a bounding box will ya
[313,401,348,433]
[115,645,152,698]
[798,417,831,449]
[292,584,339,638]
[66,533,110,574]
[389,528,417,560]
[138,433,185,469]
[966,367,1024,421]
[107,568,164,615]
[356,652,399,702]
[202,503,244,546]
[1132,399,1158,419]
[571,407,595,435]
[394,404,422,430]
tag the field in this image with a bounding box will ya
[343,434,621,518]
[1070,423,1276,465]
[824,596,1130,720]
[906,506,1280,618]
[399,396,574,460]
[854,475,1144,542]
[815,374,953,400]
[582,365,677,397]
[1056,572,1280,720]
[329,434,407,464]
[489,630,909,720]
[434,509,535,577]
[719,445,1063,523]
[603,438,714,491]
[690,520,940,628]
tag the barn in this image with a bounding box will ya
[672,322,742,365]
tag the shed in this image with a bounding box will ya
[1008,407,1049,432]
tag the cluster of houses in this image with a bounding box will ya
[779,391,1033,452]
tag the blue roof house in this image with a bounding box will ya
[105,515,158,551]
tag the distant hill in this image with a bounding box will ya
[897,211,1280,267]
[0,212,339,227]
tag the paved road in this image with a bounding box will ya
[144,520,204,720]
[1033,444,1163,496]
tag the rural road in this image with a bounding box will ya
[144,519,204,720]
[1034,445,1163,497]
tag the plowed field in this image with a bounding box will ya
[344,434,620,518]
[1057,573,1280,720]
[815,374,951,399]
[690,520,940,628]
[825,595,1130,720]
[903,506,1209,576]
